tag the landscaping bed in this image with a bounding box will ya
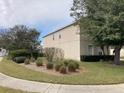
[15,56,82,75]
[20,62,82,76]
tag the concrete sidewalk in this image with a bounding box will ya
[0,57,124,93]
[0,73,124,93]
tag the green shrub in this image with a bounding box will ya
[59,66,67,74]
[63,60,69,66]
[37,57,43,61]
[36,57,44,66]
[37,57,47,63]
[14,56,27,63]
[62,59,79,69]
[36,61,43,67]
[9,49,30,59]
[55,62,64,71]
[68,62,76,72]
[75,62,79,69]
[38,53,44,57]
[9,49,40,60]
[68,60,79,69]
[46,62,53,69]
[32,51,39,59]
[55,59,80,74]
[30,57,35,62]
[81,55,114,62]
[24,58,30,65]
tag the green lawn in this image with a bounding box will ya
[0,58,124,85]
[0,86,34,93]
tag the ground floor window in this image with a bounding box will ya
[88,45,94,55]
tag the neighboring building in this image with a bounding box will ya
[110,47,124,58]
[36,45,43,54]
[43,23,110,61]
[0,48,7,57]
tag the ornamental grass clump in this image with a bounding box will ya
[36,61,43,67]
[63,60,69,66]
[69,60,79,69]
[46,62,54,69]
[68,62,77,72]
[55,59,80,73]
[24,58,30,65]
[30,57,35,62]
[36,58,43,66]
[59,66,67,74]
[55,62,64,71]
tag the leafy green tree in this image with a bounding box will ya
[0,25,40,56]
[71,0,124,65]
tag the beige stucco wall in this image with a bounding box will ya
[80,40,103,55]
[43,25,81,60]
[43,24,111,61]
[80,32,103,56]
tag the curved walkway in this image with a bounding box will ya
[0,57,124,93]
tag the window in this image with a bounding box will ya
[88,45,94,55]
[53,35,54,40]
[59,34,61,39]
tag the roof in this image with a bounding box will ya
[43,22,76,38]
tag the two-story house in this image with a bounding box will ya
[43,23,124,61]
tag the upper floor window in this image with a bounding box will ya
[59,34,61,39]
[53,35,54,40]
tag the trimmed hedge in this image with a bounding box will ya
[9,49,30,59]
[9,49,39,60]
[81,55,114,62]
[14,56,27,63]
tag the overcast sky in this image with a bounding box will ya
[0,0,74,38]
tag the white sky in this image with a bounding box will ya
[0,0,74,28]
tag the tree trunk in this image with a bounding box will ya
[31,51,33,58]
[106,46,109,55]
[30,47,33,58]
[100,46,105,55]
[114,46,121,65]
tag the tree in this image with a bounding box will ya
[0,29,9,48]
[0,25,40,55]
[71,0,124,65]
